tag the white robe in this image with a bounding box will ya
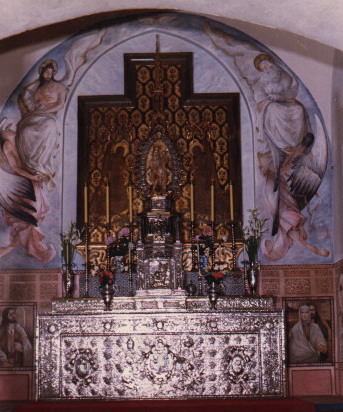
[290,321,326,363]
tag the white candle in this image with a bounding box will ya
[229,181,234,221]
[128,185,133,223]
[84,182,88,224]
[105,180,110,224]
[211,179,215,222]
[190,176,194,222]
[66,244,69,265]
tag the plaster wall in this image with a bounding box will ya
[0,0,343,52]
[0,20,335,139]
[332,50,343,261]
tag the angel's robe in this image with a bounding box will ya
[16,79,66,193]
[255,63,329,260]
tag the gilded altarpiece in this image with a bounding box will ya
[78,53,241,259]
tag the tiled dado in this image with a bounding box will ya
[260,264,335,297]
[0,265,336,303]
[0,269,62,311]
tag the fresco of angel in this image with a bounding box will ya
[17,29,105,193]
[0,118,54,262]
[0,29,106,263]
[205,23,329,261]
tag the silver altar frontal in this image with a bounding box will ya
[36,296,286,400]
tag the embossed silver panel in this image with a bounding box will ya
[51,296,274,313]
[37,308,285,399]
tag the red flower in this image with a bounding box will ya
[98,270,114,286]
[103,270,113,279]
[202,226,213,237]
[213,272,224,279]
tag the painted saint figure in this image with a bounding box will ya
[290,304,327,364]
[0,29,106,264]
[205,24,329,262]
[17,60,67,192]
[0,308,32,367]
[253,54,329,261]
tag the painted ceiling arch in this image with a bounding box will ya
[0,0,342,52]
[0,12,332,269]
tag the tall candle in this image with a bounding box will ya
[128,185,133,223]
[105,180,110,224]
[66,243,69,265]
[211,179,215,222]
[84,182,88,224]
[190,176,194,222]
[229,181,234,221]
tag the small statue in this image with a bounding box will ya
[146,137,172,195]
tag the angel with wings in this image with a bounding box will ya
[16,29,106,193]
[0,118,55,262]
[206,24,329,261]
[0,29,106,263]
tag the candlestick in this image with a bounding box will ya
[211,179,214,222]
[84,223,90,298]
[190,176,194,222]
[243,243,249,294]
[229,181,234,221]
[105,180,110,224]
[66,243,69,265]
[128,222,134,296]
[190,221,196,271]
[84,182,88,224]
[128,184,133,223]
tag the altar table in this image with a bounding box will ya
[36,296,285,400]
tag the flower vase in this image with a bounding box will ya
[100,283,115,311]
[247,261,260,295]
[62,264,75,298]
[185,280,197,296]
[207,281,219,310]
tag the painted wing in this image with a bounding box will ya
[0,166,37,226]
[61,28,107,88]
[288,114,328,210]
[204,22,265,92]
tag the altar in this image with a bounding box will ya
[36,296,285,399]
[36,43,286,401]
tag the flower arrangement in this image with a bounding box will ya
[203,270,225,285]
[195,225,215,272]
[195,225,214,256]
[60,221,83,266]
[97,269,115,288]
[240,209,269,263]
[107,227,134,257]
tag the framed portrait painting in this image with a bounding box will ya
[284,297,334,366]
[0,303,36,370]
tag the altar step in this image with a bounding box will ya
[11,398,317,412]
